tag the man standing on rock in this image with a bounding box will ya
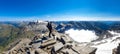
[47,22,52,38]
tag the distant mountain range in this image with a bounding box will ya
[54,21,120,32]
[53,21,120,39]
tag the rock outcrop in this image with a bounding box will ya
[5,21,97,54]
[113,43,120,54]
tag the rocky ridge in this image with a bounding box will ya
[5,21,97,54]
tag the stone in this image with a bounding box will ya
[72,45,97,54]
[112,43,120,54]
[61,48,79,54]
[40,39,56,49]
[34,49,48,54]
[54,42,64,52]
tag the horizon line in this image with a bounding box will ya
[1,16,120,21]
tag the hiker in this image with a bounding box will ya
[47,22,52,38]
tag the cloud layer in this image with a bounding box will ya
[1,16,120,21]
[65,29,98,42]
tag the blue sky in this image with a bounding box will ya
[0,0,120,21]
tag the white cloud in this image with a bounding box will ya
[1,15,120,21]
[65,29,98,42]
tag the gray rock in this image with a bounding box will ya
[40,39,56,49]
[34,49,48,54]
[54,42,64,52]
[112,43,120,54]
[72,45,97,54]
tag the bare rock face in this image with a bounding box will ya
[5,21,97,54]
[6,39,32,54]
[26,21,49,33]
[113,43,120,54]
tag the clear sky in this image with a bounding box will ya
[0,0,120,21]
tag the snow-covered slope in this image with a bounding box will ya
[65,29,120,54]
[92,31,120,54]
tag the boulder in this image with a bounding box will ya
[40,39,56,49]
[34,49,48,54]
[72,45,97,54]
[54,42,64,52]
[112,43,120,54]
